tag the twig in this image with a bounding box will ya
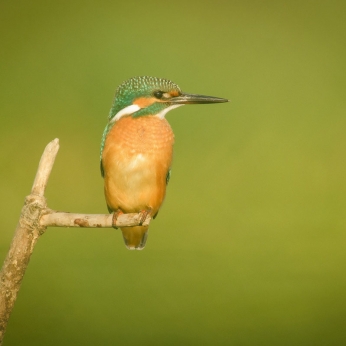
[0,139,59,344]
[0,139,151,345]
[40,210,150,228]
[31,138,60,196]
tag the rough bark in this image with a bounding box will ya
[40,210,150,228]
[0,139,151,345]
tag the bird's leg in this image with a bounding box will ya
[138,208,152,226]
[112,209,124,229]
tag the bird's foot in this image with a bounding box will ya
[112,210,124,229]
[138,208,152,226]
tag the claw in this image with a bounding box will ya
[112,210,123,229]
[138,208,152,226]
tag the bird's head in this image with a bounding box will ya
[108,76,228,123]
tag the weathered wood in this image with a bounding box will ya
[0,139,59,344]
[0,139,152,345]
[40,210,150,228]
[31,138,60,196]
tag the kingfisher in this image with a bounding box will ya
[100,76,228,250]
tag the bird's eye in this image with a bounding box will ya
[153,90,164,99]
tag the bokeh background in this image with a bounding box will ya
[1,1,346,345]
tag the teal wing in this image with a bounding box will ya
[153,169,171,220]
[166,169,171,185]
[100,160,105,178]
[100,122,112,178]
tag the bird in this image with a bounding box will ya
[100,76,228,250]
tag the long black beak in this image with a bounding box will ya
[170,92,229,105]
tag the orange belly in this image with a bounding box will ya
[102,115,174,216]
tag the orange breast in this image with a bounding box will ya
[102,115,174,214]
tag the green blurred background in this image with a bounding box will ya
[1,0,346,345]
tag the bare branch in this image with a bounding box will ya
[0,138,59,344]
[31,138,60,196]
[0,138,153,344]
[40,210,151,228]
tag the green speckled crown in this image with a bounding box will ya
[109,76,181,120]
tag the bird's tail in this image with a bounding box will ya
[121,226,149,250]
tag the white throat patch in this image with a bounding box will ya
[110,103,183,123]
[156,104,183,119]
[110,104,141,123]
